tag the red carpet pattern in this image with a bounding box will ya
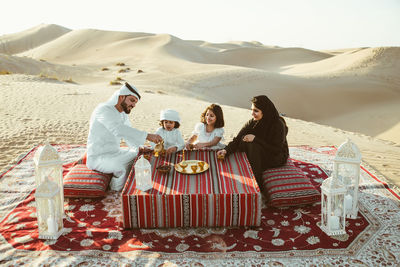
[0,145,399,266]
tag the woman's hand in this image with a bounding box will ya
[242,134,255,142]
[217,149,227,157]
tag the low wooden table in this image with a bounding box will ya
[122,150,261,228]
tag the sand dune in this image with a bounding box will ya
[1,25,399,142]
[1,24,399,141]
[0,53,92,80]
[0,24,70,55]
[19,29,155,65]
[18,29,332,71]
[0,24,399,187]
[283,47,400,80]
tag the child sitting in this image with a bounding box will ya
[186,104,225,150]
[152,109,185,155]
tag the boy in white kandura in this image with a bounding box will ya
[152,109,185,154]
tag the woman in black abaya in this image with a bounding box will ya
[217,95,289,186]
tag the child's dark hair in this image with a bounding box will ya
[159,120,180,129]
[200,104,224,128]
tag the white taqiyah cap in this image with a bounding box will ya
[160,109,180,123]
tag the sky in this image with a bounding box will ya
[2,0,400,50]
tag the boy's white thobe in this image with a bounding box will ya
[151,127,185,151]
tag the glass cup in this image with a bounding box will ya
[197,161,205,171]
[180,161,188,172]
[191,165,198,173]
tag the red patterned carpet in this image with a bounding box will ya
[0,145,399,266]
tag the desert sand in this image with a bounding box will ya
[0,24,399,188]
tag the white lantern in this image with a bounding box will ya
[35,176,64,239]
[333,138,361,219]
[34,141,65,215]
[320,175,347,236]
[135,155,152,191]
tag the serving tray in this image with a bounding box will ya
[174,160,209,174]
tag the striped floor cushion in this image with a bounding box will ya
[64,164,112,198]
[262,160,320,207]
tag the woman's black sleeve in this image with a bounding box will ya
[225,120,252,155]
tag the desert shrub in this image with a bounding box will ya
[137,69,144,73]
[116,62,125,66]
[101,67,109,71]
[109,81,122,85]
[118,68,127,73]
[0,70,11,75]
[115,77,124,81]
[39,73,58,81]
[63,78,75,83]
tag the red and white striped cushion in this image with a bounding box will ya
[64,164,112,198]
[262,160,320,207]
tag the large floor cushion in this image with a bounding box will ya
[64,164,112,198]
[262,161,320,207]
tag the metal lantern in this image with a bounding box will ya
[35,176,64,239]
[333,138,362,219]
[33,141,65,215]
[134,155,152,191]
[320,175,347,236]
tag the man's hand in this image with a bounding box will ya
[147,133,162,144]
[139,145,153,154]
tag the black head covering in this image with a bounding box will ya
[251,95,280,132]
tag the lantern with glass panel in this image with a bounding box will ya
[134,155,153,191]
[33,142,65,239]
[320,175,347,236]
[33,141,65,215]
[333,139,361,219]
[35,176,64,239]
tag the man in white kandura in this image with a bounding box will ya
[86,82,162,191]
